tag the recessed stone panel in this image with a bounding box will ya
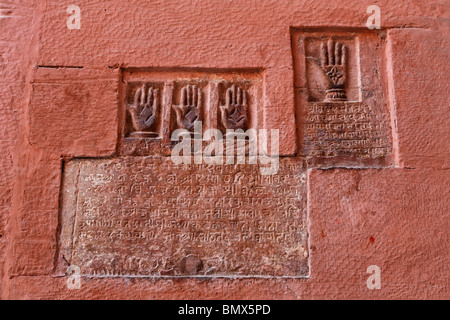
[292,29,393,167]
[120,69,263,156]
[60,157,308,277]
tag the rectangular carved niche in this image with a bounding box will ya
[60,157,308,277]
[292,29,393,167]
[120,69,262,156]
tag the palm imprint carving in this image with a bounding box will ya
[127,84,159,134]
[320,39,348,101]
[173,85,202,132]
[220,84,248,130]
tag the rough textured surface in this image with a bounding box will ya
[60,157,308,277]
[387,28,450,169]
[0,1,36,298]
[308,168,449,299]
[0,0,449,299]
[29,67,119,157]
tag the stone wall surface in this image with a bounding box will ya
[0,0,448,299]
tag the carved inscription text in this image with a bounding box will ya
[303,102,391,159]
[60,157,308,277]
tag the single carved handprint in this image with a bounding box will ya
[127,84,158,132]
[220,84,248,130]
[173,85,202,132]
[320,39,348,101]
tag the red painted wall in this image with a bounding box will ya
[0,0,448,299]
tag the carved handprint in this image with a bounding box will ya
[321,39,348,101]
[220,84,248,130]
[127,84,158,132]
[173,85,202,132]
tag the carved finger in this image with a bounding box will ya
[226,86,232,107]
[192,85,197,107]
[335,42,342,65]
[230,84,236,105]
[237,86,242,105]
[140,84,146,105]
[188,85,193,106]
[134,87,142,107]
[242,89,247,106]
[152,89,158,110]
[141,89,157,119]
[146,87,153,106]
[321,41,328,66]
[197,88,201,111]
[220,105,229,118]
[127,103,138,114]
[173,104,183,119]
[328,39,335,65]
[180,86,187,106]
[341,45,348,66]
[129,109,144,131]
